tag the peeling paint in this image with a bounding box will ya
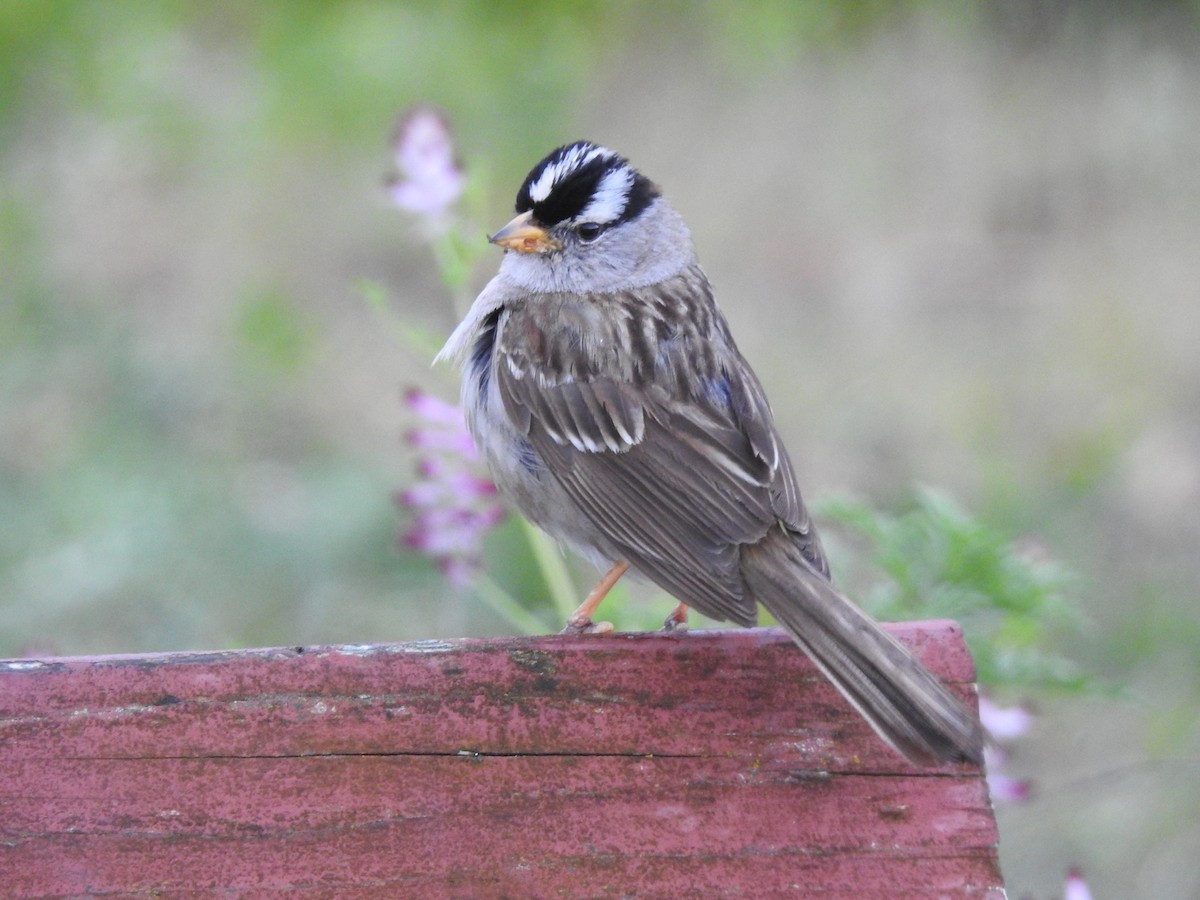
[0,625,999,895]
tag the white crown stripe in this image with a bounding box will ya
[579,167,633,225]
[527,166,558,203]
[527,143,618,205]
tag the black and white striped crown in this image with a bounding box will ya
[514,142,659,229]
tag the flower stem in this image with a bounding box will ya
[471,574,548,636]
[520,518,579,622]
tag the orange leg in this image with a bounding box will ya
[662,602,689,632]
[561,560,630,635]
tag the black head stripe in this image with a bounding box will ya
[514,141,659,228]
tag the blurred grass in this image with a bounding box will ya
[2,2,1200,897]
[817,488,1087,694]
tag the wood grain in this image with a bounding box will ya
[0,623,1003,897]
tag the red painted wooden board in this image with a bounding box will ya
[0,623,1003,897]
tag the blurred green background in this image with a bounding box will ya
[3,2,1199,896]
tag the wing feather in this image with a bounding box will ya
[494,267,829,622]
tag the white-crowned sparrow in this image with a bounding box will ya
[437,142,983,766]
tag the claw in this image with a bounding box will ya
[661,602,690,633]
[560,618,615,636]
[560,560,629,636]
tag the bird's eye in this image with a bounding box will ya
[576,222,604,243]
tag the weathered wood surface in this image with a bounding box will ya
[1,622,1003,898]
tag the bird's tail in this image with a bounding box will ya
[742,529,984,766]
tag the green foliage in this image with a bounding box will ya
[816,488,1087,694]
[234,289,315,375]
[0,280,423,654]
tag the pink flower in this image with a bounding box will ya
[980,695,1033,805]
[984,747,1032,803]
[406,388,470,426]
[387,106,465,219]
[1064,868,1093,900]
[404,389,480,457]
[405,505,505,558]
[405,425,478,456]
[398,389,504,586]
[979,696,1034,742]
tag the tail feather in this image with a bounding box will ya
[742,530,984,766]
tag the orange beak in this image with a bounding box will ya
[488,210,561,254]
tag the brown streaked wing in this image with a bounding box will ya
[494,279,828,623]
[516,383,760,625]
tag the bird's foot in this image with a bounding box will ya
[560,617,615,636]
[559,560,628,636]
[660,603,689,633]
